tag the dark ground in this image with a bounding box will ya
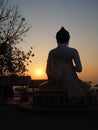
[0,103,98,130]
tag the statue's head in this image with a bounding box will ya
[56,27,70,45]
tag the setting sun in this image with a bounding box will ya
[36,69,42,75]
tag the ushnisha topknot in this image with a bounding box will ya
[56,27,70,43]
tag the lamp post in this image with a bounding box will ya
[0,54,3,76]
[0,58,3,76]
[0,55,3,104]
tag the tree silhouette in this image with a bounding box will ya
[0,0,34,76]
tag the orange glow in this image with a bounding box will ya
[27,65,47,80]
[35,69,42,75]
[27,63,98,85]
[33,68,47,79]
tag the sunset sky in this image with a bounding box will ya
[10,0,98,85]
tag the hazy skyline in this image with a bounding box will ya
[10,0,98,85]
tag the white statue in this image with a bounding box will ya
[40,27,90,98]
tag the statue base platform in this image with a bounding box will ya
[17,89,98,115]
[33,90,98,108]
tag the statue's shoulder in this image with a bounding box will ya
[68,47,79,54]
[49,47,58,54]
[50,47,58,53]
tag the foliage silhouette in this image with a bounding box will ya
[0,0,34,76]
